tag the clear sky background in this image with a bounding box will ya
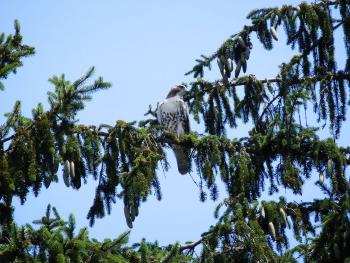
[1,0,348,248]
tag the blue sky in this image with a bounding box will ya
[1,0,347,247]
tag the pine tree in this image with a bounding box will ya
[1,0,350,262]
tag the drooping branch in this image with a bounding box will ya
[185,0,342,78]
[186,71,350,99]
[2,69,348,146]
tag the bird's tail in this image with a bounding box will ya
[172,144,191,175]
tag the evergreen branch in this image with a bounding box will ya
[0,123,34,144]
[0,20,35,83]
[72,66,95,88]
[179,238,203,252]
[2,65,349,148]
[144,104,158,118]
[186,0,342,78]
[186,71,350,100]
[0,101,22,139]
[293,20,344,58]
[77,76,112,94]
[341,146,350,164]
[316,0,341,5]
[179,236,244,252]
[257,90,282,124]
[0,70,111,145]
[2,2,350,261]
[85,122,349,165]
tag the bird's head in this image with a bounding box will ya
[166,85,187,99]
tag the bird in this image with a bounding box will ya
[157,85,191,175]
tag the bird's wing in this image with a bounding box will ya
[157,97,190,135]
[177,99,190,134]
[157,101,164,124]
[174,99,191,174]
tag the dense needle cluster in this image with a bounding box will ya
[0,0,350,262]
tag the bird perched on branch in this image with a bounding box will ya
[157,85,191,175]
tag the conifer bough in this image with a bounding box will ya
[1,0,350,262]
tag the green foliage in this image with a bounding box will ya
[0,67,112,226]
[1,0,350,262]
[86,120,165,227]
[0,20,35,90]
[187,1,350,138]
[0,206,194,262]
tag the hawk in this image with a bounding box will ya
[157,85,191,175]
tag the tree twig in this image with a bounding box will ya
[179,238,203,252]
[186,72,350,101]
